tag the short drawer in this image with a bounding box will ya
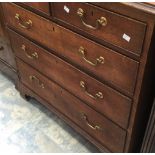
[9,30,131,129]
[17,58,126,152]
[52,3,146,56]
[3,3,63,54]
[22,2,50,15]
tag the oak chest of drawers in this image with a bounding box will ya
[2,2,155,152]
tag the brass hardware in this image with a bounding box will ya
[77,8,107,30]
[15,13,32,29]
[80,112,101,130]
[78,46,104,66]
[29,75,44,89]
[21,45,38,59]
[80,81,103,99]
[0,46,4,51]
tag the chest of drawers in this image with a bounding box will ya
[2,2,155,152]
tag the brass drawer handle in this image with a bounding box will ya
[78,46,104,66]
[80,112,101,130]
[21,45,38,59]
[0,46,4,51]
[15,13,32,29]
[77,8,107,30]
[80,81,103,99]
[29,75,45,89]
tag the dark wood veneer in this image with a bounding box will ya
[2,2,155,153]
[4,3,139,97]
[8,28,132,129]
[22,2,50,15]
[17,58,126,152]
[52,3,146,56]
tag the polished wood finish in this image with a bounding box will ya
[3,2,155,153]
[56,27,139,97]
[3,3,63,53]
[17,58,126,152]
[52,3,146,57]
[4,3,139,97]
[22,2,50,15]
[18,82,107,152]
[8,29,131,129]
[90,3,155,152]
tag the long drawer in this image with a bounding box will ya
[52,3,146,56]
[4,3,139,96]
[9,29,131,129]
[16,58,126,152]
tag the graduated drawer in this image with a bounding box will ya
[22,2,50,15]
[17,59,126,152]
[9,30,131,129]
[52,3,146,56]
[5,3,139,96]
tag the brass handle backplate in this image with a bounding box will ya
[29,75,44,89]
[78,46,104,66]
[15,13,32,29]
[77,8,107,30]
[80,81,103,100]
[21,45,38,59]
[80,112,101,130]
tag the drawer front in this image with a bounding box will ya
[3,3,63,54]
[17,59,126,152]
[9,30,131,129]
[52,3,146,56]
[22,2,50,15]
